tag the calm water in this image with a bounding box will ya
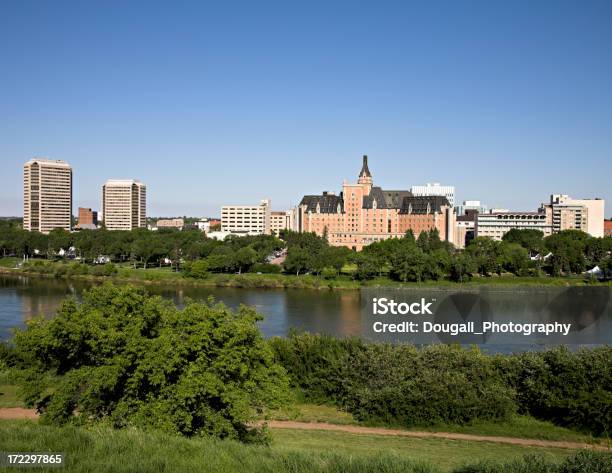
[1,274,610,353]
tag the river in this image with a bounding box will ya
[1,274,610,353]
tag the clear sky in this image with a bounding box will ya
[1,0,611,218]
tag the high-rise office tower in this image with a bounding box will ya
[102,179,147,231]
[23,158,73,233]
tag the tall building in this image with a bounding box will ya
[540,194,605,238]
[410,182,455,207]
[221,199,271,235]
[102,180,146,231]
[77,207,98,226]
[297,156,456,250]
[476,211,553,241]
[23,158,72,233]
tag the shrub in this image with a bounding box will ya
[183,259,209,278]
[13,283,289,442]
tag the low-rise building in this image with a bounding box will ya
[221,199,271,235]
[476,211,552,241]
[78,207,98,227]
[604,219,612,237]
[270,210,294,236]
[156,218,184,230]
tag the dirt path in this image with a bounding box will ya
[0,408,38,420]
[1,408,608,451]
[266,420,611,452]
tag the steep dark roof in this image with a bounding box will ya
[399,195,450,214]
[362,187,389,209]
[359,155,371,178]
[382,190,413,208]
[300,194,344,213]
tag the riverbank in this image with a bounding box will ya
[1,258,608,290]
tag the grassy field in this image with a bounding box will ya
[270,402,606,445]
[0,420,584,473]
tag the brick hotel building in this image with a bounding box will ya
[297,156,455,250]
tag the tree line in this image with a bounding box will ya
[0,219,610,280]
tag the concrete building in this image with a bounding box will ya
[540,194,605,238]
[297,156,456,250]
[410,182,455,207]
[221,199,271,235]
[156,218,184,230]
[270,210,294,236]
[102,179,147,231]
[476,211,552,241]
[23,158,73,233]
[78,207,98,227]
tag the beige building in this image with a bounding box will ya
[476,211,552,241]
[156,218,184,230]
[270,210,294,236]
[297,156,456,250]
[23,158,73,233]
[102,179,146,231]
[221,199,271,235]
[540,194,605,238]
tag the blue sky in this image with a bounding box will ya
[1,0,611,217]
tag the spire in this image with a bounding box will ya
[359,155,371,178]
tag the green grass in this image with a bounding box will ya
[273,428,574,472]
[0,257,19,268]
[269,402,605,445]
[0,420,586,473]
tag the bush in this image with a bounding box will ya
[13,283,289,442]
[272,334,611,435]
[183,259,209,278]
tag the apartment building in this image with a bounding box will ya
[476,211,553,241]
[410,182,455,207]
[297,156,456,250]
[102,179,147,231]
[221,199,271,235]
[23,158,73,233]
[540,194,605,238]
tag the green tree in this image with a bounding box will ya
[283,247,311,276]
[13,284,289,442]
[234,247,258,274]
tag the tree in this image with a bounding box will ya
[502,229,544,255]
[389,242,428,282]
[283,247,311,276]
[466,237,500,276]
[234,247,258,274]
[13,284,289,442]
[355,252,380,280]
[449,252,476,282]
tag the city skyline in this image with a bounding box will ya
[1,1,612,216]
